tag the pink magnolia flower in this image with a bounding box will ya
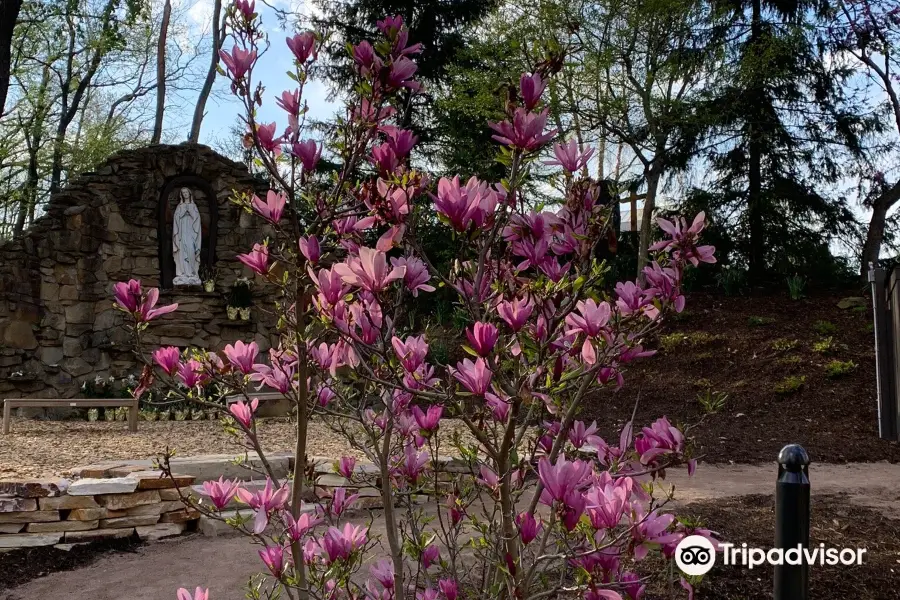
[484,392,510,422]
[680,578,694,600]
[621,572,646,600]
[545,139,594,172]
[451,358,492,396]
[488,107,556,151]
[384,127,418,157]
[396,444,429,483]
[275,89,301,116]
[445,494,464,525]
[688,458,697,476]
[223,340,259,374]
[283,509,322,542]
[438,578,458,600]
[259,545,287,578]
[114,280,178,321]
[650,212,716,267]
[370,559,395,589]
[317,385,336,407]
[233,0,254,19]
[292,139,320,172]
[320,523,368,564]
[565,299,612,338]
[255,122,282,155]
[352,40,379,74]
[228,398,259,429]
[497,297,534,332]
[418,590,439,600]
[568,420,602,449]
[391,335,429,372]
[336,456,356,479]
[537,456,590,505]
[519,72,546,109]
[476,464,499,490]
[635,417,684,465]
[466,322,498,356]
[251,190,286,224]
[516,511,542,544]
[584,479,628,530]
[391,256,434,296]
[631,507,679,560]
[298,235,320,263]
[219,45,256,80]
[412,405,443,432]
[237,243,270,274]
[286,32,316,63]
[643,262,685,312]
[236,477,290,534]
[153,347,181,375]
[386,56,421,91]
[616,281,659,320]
[330,486,359,516]
[177,587,209,600]
[333,247,405,293]
[432,175,496,232]
[584,589,623,600]
[177,359,205,388]
[309,265,347,307]
[201,476,240,510]
[370,143,399,174]
[422,544,440,569]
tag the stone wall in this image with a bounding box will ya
[0,143,275,400]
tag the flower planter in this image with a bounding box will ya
[203,280,216,293]
[239,307,251,321]
[227,306,238,320]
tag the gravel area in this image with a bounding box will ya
[0,417,478,479]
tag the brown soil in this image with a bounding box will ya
[677,494,900,599]
[585,292,900,464]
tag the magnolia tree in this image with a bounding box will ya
[116,4,717,600]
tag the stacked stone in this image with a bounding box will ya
[0,470,198,551]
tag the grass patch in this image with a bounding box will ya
[825,360,857,379]
[774,375,806,394]
[771,338,799,352]
[697,389,728,414]
[812,337,839,355]
[748,316,774,327]
[778,355,804,366]
[813,320,838,335]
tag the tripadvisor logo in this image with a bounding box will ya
[675,535,717,576]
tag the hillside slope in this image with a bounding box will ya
[585,292,900,463]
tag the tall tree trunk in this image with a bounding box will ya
[152,0,171,144]
[14,65,50,236]
[861,182,900,277]
[0,0,22,116]
[637,164,662,281]
[747,0,765,281]
[189,0,223,143]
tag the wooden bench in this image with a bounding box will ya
[2,397,139,434]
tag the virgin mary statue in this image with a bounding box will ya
[172,187,202,286]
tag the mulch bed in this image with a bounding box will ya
[0,535,144,592]
[585,292,900,464]
[677,494,900,599]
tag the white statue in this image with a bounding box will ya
[172,187,202,286]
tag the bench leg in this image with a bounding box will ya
[2,401,11,435]
[128,398,138,433]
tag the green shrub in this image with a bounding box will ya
[716,266,747,296]
[812,337,838,354]
[813,320,837,335]
[786,274,806,301]
[771,338,799,352]
[825,360,857,378]
[748,316,773,327]
[660,332,688,352]
[697,389,728,414]
[774,375,806,394]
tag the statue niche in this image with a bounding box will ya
[157,175,219,289]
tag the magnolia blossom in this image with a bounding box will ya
[391,256,434,296]
[519,72,546,109]
[228,398,259,429]
[298,235,321,263]
[176,587,209,600]
[153,347,180,375]
[286,32,316,63]
[635,417,684,465]
[412,405,442,431]
[451,358,492,396]
[422,544,440,569]
[497,297,534,332]
[292,139,320,173]
[259,545,287,578]
[114,280,177,322]
[320,523,368,564]
[256,123,282,155]
[334,247,405,293]
[650,212,716,267]
[516,511,543,544]
[283,510,322,542]
[438,579,459,600]
[251,190,286,224]
[330,486,359,516]
[545,139,595,173]
[236,477,290,534]
[237,244,270,274]
[223,340,259,373]
[465,322,498,356]
[201,477,240,510]
[219,45,256,80]
[488,108,556,151]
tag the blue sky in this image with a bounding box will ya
[182,0,337,149]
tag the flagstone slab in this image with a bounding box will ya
[67,478,139,496]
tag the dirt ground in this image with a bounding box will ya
[586,292,900,464]
[0,417,478,479]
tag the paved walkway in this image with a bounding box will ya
[5,462,900,600]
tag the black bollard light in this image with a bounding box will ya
[774,444,810,600]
